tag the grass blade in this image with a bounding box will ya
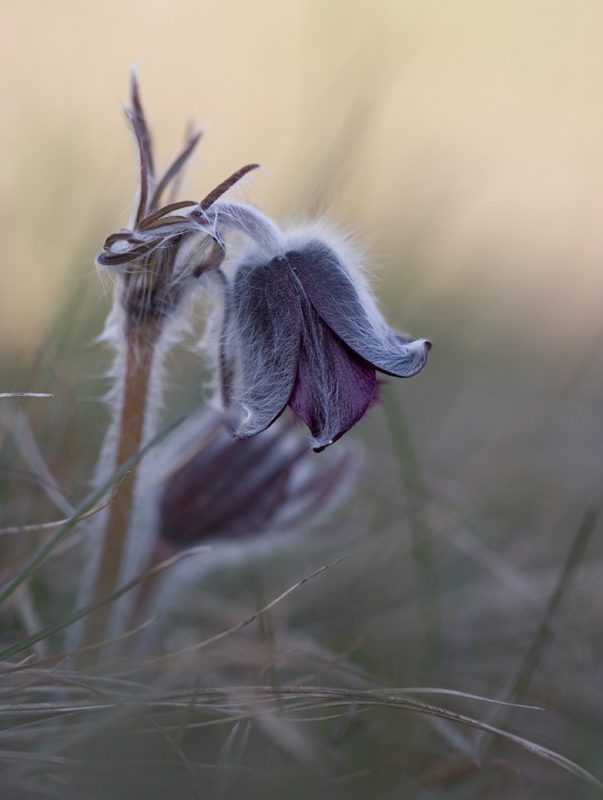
[0,416,186,609]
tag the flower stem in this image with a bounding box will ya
[79,321,161,660]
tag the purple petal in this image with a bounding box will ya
[230,256,302,436]
[160,424,304,545]
[287,243,430,378]
[289,296,376,451]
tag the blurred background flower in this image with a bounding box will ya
[157,410,358,552]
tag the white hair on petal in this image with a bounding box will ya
[284,218,409,340]
[227,259,300,437]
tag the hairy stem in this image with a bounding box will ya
[79,321,161,660]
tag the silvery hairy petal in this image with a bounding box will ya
[230,255,302,436]
[288,242,430,377]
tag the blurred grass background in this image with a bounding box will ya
[1,0,603,797]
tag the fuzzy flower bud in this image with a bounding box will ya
[158,412,356,550]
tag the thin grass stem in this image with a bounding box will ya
[510,506,599,703]
[0,474,130,536]
[0,416,184,610]
[0,545,208,662]
[0,394,53,399]
[382,384,442,677]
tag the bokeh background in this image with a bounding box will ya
[1,1,603,797]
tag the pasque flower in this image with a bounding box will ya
[130,411,357,633]
[223,232,431,451]
[96,76,429,455]
[80,70,429,660]
[158,411,356,551]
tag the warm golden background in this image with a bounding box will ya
[3,0,603,353]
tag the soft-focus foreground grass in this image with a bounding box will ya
[2,1,603,797]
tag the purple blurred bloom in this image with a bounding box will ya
[158,412,355,551]
[224,239,430,451]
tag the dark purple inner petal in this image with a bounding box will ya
[288,295,376,452]
[230,255,302,436]
[287,243,429,378]
[160,426,302,546]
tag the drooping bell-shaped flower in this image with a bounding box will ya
[222,232,430,451]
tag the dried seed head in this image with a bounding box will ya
[97,72,260,328]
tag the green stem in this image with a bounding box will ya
[510,506,599,703]
[382,385,442,677]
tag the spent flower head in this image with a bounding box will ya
[96,73,259,328]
